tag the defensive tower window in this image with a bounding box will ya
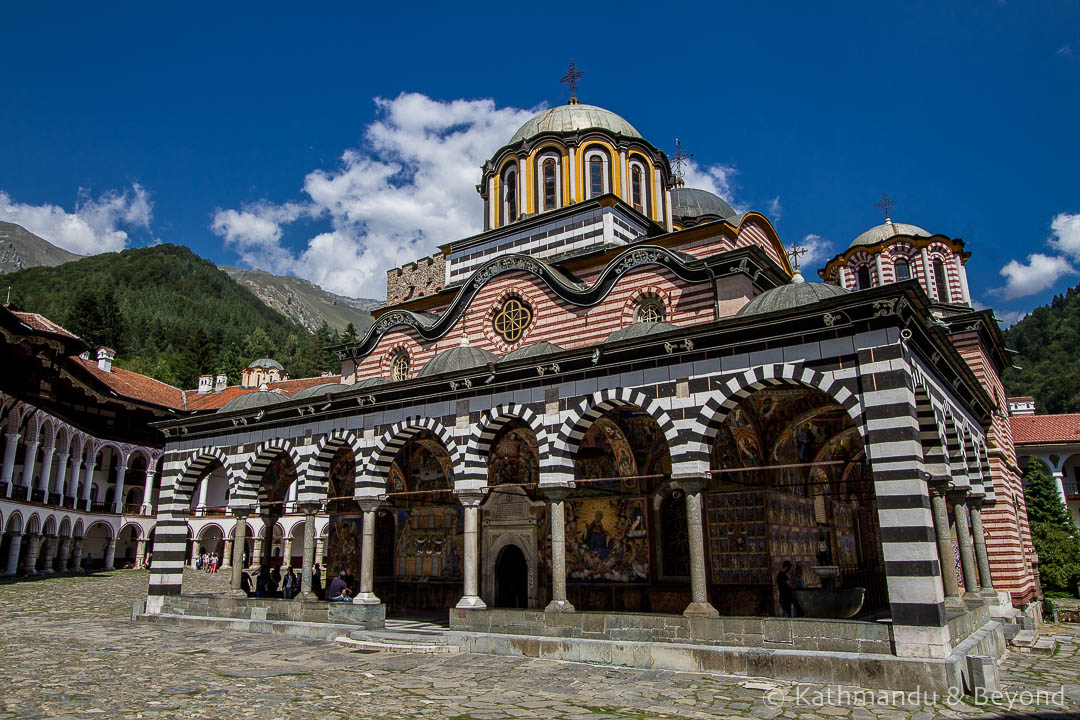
[390,352,410,382]
[542,158,557,211]
[856,266,872,290]
[932,258,949,301]
[894,258,911,282]
[636,298,665,324]
[503,166,518,223]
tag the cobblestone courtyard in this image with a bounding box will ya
[1,571,1078,719]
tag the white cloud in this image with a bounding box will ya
[797,233,833,273]
[997,253,1075,299]
[766,196,782,221]
[1048,212,1080,259]
[994,310,1026,328]
[211,93,536,298]
[1057,45,1072,56]
[0,184,152,255]
[680,161,745,212]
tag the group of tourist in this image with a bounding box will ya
[194,552,219,574]
[239,563,324,600]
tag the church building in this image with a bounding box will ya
[142,89,1035,691]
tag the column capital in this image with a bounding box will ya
[669,476,707,494]
[456,489,487,507]
[946,487,970,504]
[541,485,574,503]
[298,502,322,516]
[230,505,255,519]
[357,498,384,513]
[926,477,953,497]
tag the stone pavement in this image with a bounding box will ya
[1,570,1078,719]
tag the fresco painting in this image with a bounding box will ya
[566,497,649,583]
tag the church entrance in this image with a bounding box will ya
[494,545,528,608]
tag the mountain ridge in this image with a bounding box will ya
[0,221,82,274]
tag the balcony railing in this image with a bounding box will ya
[1064,481,1080,498]
[123,503,144,515]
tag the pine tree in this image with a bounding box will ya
[341,322,359,344]
[1023,463,1075,528]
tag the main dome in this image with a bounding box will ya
[850,221,931,249]
[509,104,643,145]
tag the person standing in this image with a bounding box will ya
[282,567,297,600]
[312,563,323,600]
[776,560,794,618]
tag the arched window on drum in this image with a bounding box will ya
[856,265,873,290]
[628,159,649,215]
[536,152,561,213]
[894,257,911,282]
[584,148,610,199]
[932,258,949,301]
[502,165,518,224]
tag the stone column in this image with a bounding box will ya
[456,491,486,609]
[67,459,82,504]
[53,452,69,499]
[69,537,84,571]
[135,538,147,568]
[355,500,382,605]
[259,514,276,570]
[221,538,233,570]
[4,532,23,576]
[195,477,209,514]
[968,499,996,594]
[229,511,250,596]
[949,491,980,596]
[298,504,319,600]
[80,460,94,508]
[103,537,117,570]
[57,537,72,572]
[112,465,127,514]
[38,446,56,499]
[544,488,575,613]
[24,533,41,576]
[23,440,40,496]
[928,480,961,602]
[141,468,157,515]
[1,432,20,495]
[251,535,264,572]
[282,535,293,570]
[681,481,719,617]
[189,539,202,569]
[43,535,59,574]
[315,537,325,567]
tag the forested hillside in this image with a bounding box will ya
[3,244,357,390]
[1003,284,1080,414]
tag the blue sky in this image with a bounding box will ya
[1,2,1078,323]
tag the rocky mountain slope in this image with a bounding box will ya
[0,221,81,274]
[219,266,380,333]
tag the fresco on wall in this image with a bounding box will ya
[566,496,649,583]
[576,418,638,492]
[394,506,463,579]
[262,454,297,505]
[327,447,357,511]
[488,428,538,486]
[325,514,364,581]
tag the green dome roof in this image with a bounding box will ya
[290,382,349,401]
[501,341,564,362]
[509,104,642,145]
[671,187,736,223]
[850,220,931,249]
[247,357,284,371]
[216,390,288,414]
[605,322,680,344]
[736,274,849,317]
[417,345,498,378]
[350,377,390,389]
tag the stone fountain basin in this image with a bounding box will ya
[793,587,866,619]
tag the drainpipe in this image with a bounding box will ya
[705,264,720,322]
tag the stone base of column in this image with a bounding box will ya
[43,568,55,575]
[226,588,248,598]
[25,568,37,577]
[683,601,720,618]
[944,596,964,609]
[962,593,986,608]
[353,592,382,606]
[456,595,487,610]
[545,599,575,613]
[299,590,316,601]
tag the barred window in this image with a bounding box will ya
[636,298,665,324]
[390,352,410,382]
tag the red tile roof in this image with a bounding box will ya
[1010,414,1080,445]
[181,375,343,411]
[72,356,186,409]
[13,311,81,340]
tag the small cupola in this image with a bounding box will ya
[96,347,116,373]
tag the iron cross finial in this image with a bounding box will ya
[560,61,585,100]
[786,241,808,272]
[875,192,896,221]
[670,138,694,179]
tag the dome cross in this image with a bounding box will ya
[560,61,585,104]
[670,138,694,186]
[875,192,896,223]
[786,241,808,272]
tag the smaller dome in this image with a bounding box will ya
[737,273,849,317]
[671,187,736,224]
[217,390,288,414]
[350,377,390,390]
[290,382,349,401]
[417,345,498,378]
[501,341,564,362]
[247,357,284,371]
[850,220,931,249]
[605,322,679,344]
